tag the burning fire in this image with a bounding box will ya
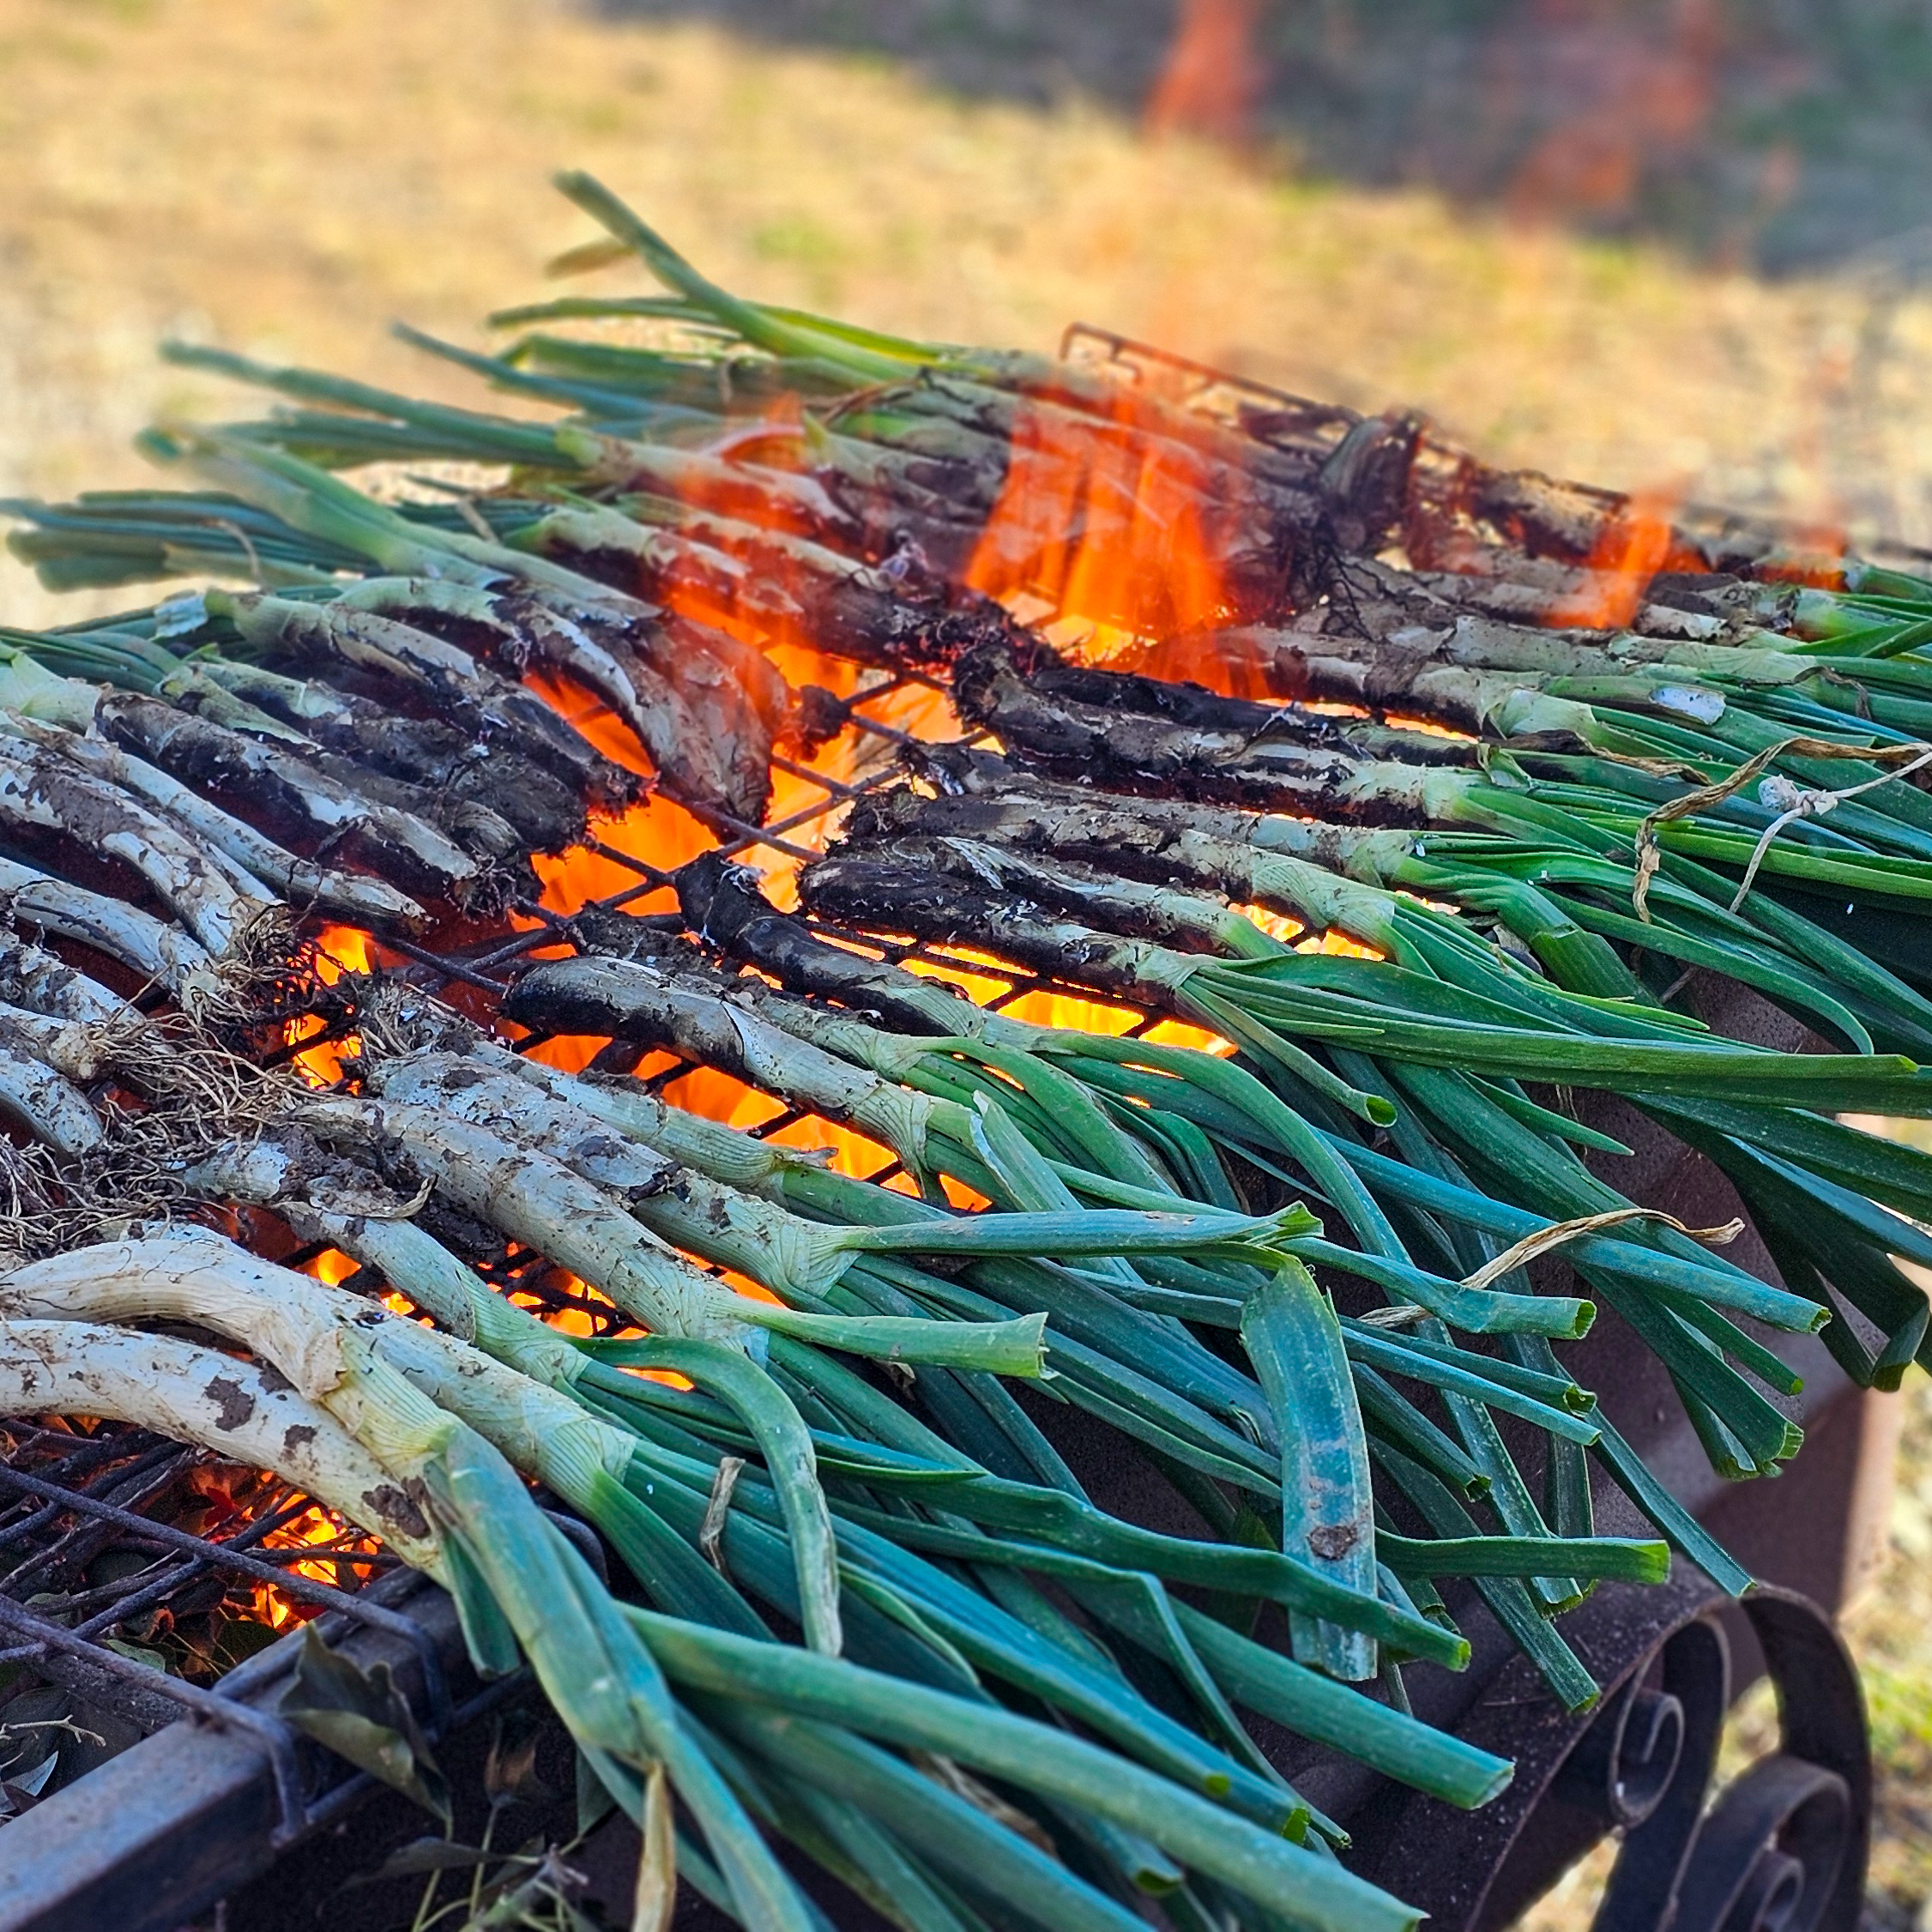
[964,392,1259,644]
[1753,529,1849,589]
[284,926,371,1088]
[238,351,1405,1637]
[252,1504,381,1629]
[1543,489,1701,630]
[1144,0,1265,146]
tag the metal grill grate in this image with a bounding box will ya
[0,1417,468,1844]
[0,591,1204,1866]
[318,659,1174,1196]
[0,669,969,1818]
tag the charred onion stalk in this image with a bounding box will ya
[1198,600,1932,866]
[953,643,1932,1021]
[1,649,528,914]
[797,836,1932,1390]
[8,432,800,827]
[1392,442,1932,607]
[2,716,424,936]
[673,860,1917,1506]
[802,834,1930,1115]
[0,852,214,999]
[7,608,592,860]
[897,743,1932,1060]
[497,493,1035,676]
[0,1039,102,1152]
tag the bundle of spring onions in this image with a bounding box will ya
[10,522,1929,1411]
[0,1230,1466,1932]
[3,166,1929,1927]
[0,937,1660,1923]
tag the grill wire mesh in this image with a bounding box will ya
[0,635,1174,1835]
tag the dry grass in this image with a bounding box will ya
[1,1,1928,1922]
[3,0,1932,636]
[1844,1370,1932,1927]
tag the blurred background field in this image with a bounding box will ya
[0,0,1926,1921]
[7,0,1932,637]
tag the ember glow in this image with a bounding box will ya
[252,1504,378,1629]
[285,927,371,1087]
[1753,532,1850,589]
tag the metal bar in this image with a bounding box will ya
[0,1569,489,1932]
[0,1597,312,1844]
[0,1464,450,1727]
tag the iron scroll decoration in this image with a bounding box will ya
[1349,1581,1870,1932]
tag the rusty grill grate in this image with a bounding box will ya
[322,662,1175,1195]
[0,1418,459,1844]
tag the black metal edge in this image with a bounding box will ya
[0,1569,477,1932]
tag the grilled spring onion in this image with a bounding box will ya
[798,842,1932,1116]
[798,812,1932,1360]
[794,842,1932,1392]
[498,943,1696,1698]
[0,1317,447,1569]
[0,1257,815,1932]
[667,863,1826,1536]
[0,852,215,1002]
[951,641,1932,933]
[0,1247,1442,1931]
[895,742,1932,1057]
[506,946,1589,1332]
[137,432,786,824]
[0,650,524,913]
[0,685,423,939]
[0,982,1494,1681]
[188,1137,1530,1814]
[292,1076,1356,1518]
[504,173,1932,625]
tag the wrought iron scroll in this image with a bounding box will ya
[1352,1582,1869,1932]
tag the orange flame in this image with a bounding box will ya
[1753,528,1849,590]
[285,927,370,1087]
[1144,0,1265,145]
[1543,490,1698,630]
[253,1504,381,1628]
[1503,0,1721,227]
[964,393,1255,646]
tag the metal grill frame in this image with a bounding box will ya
[0,1420,458,1850]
